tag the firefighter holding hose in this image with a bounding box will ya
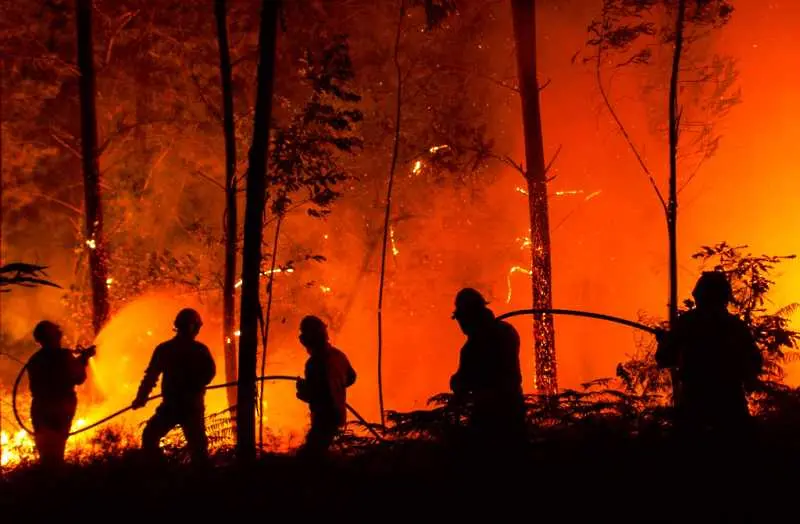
[27,320,95,467]
[450,288,526,452]
[295,315,357,458]
[131,308,216,464]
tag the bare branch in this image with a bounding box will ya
[49,131,83,160]
[595,44,667,212]
[189,170,226,191]
[104,10,140,67]
[190,70,223,122]
[544,144,563,181]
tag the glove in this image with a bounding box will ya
[83,345,97,358]
[131,397,147,410]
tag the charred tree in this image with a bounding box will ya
[236,0,279,463]
[75,0,110,335]
[215,0,239,411]
[511,0,557,395]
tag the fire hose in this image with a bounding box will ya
[8,309,658,445]
[11,364,384,441]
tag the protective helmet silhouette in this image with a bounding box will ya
[174,308,203,333]
[452,288,489,319]
[692,271,732,307]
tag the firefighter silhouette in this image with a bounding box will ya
[27,320,95,467]
[656,271,763,433]
[295,315,356,458]
[132,308,216,463]
[450,288,526,450]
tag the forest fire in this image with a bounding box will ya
[0,0,797,493]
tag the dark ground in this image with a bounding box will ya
[1,426,797,523]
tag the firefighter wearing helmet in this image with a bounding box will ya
[656,271,763,435]
[132,308,216,464]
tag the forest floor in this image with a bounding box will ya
[1,421,797,522]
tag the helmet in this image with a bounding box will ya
[692,271,732,308]
[300,315,328,337]
[33,320,61,344]
[174,308,203,333]
[452,288,489,319]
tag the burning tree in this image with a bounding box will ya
[76,0,111,335]
[510,0,557,395]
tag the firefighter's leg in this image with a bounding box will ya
[180,406,209,464]
[142,403,179,458]
[298,421,337,458]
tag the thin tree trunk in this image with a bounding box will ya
[236,0,279,463]
[511,0,557,395]
[258,212,282,449]
[215,0,239,411]
[76,0,110,336]
[667,0,686,403]
[376,0,405,428]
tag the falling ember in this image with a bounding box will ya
[517,236,532,249]
[85,239,97,249]
[515,186,528,195]
[429,144,449,153]
[235,279,243,288]
[320,285,332,293]
[584,190,602,201]
[412,160,423,175]
[106,277,113,287]
[554,189,583,197]
[390,226,400,256]
[234,330,241,337]
[506,265,533,303]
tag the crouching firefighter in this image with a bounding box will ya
[27,320,95,467]
[295,315,357,458]
[131,308,216,464]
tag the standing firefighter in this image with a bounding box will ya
[131,308,216,464]
[450,288,526,450]
[656,271,763,435]
[27,320,95,467]
[295,315,356,458]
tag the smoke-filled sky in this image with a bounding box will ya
[2,0,800,436]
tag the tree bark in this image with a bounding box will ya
[258,212,282,448]
[215,0,238,411]
[236,0,279,463]
[511,0,557,395]
[667,0,686,402]
[76,0,110,335]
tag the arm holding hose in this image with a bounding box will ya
[132,346,163,409]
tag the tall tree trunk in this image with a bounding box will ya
[511,0,557,395]
[258,212,282,448]
[76,0,110,335]
[236,0,279,463]
[376,0,405,427]
[667,0,686,402]
[215,0,238,411]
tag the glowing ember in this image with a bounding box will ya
[234,330,241,337]
[412,160,423,175]
[85,239,97,249]
[320,285,332,293]
[506,265,533,303]
[517,236,532,249]
[515,186,528,195]
[429,144,449,153]
[390,226,400,256]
